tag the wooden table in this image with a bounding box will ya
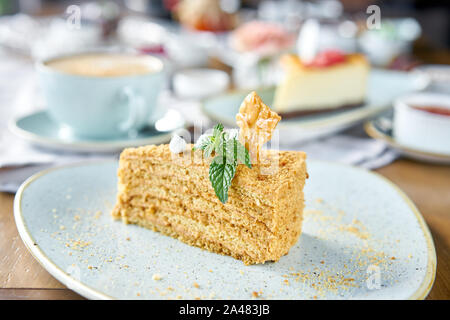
[0,159,449,300]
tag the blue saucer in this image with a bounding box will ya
[9,109,186,153]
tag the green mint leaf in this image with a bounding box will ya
[194,135,212,150]
[224,138,251,168]
[214,132,223,152]
[203,142,215,158]
[235,140,252,168]
[209,156,237,204]
[193,123,252,204]
[213,123,224,138]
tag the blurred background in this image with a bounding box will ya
[0,0,448,76]
[0,0,449,191]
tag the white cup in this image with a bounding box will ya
[393,92,450,155]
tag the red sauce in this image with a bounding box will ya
[304,50,347,68]
[412,105,450,117]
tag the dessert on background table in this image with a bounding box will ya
[228,20,295,88]
[174,0,237,32]
[273,50,370,117]
[229,20,295,57]
[112,92,307,265]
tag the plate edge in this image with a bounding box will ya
[318,160,437,300]
[13,160,116,300]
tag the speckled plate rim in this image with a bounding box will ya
[8,111,185,153]
[200,86,390,130]
[14,160,436,300]
[14,160,114,300]
[364,120,450,162]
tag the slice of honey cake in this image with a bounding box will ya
[112,92,307,265]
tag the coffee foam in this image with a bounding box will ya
[45,53,161,77]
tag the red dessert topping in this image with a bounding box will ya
[305,50,347,68]
[412,106,450,117]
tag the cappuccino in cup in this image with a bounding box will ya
[38,52,165,138]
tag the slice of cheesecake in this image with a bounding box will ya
[112,92,307,265]
[273,50,369,117]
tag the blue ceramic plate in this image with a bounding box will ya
[14,160,436,299]
[9,109,185,153]
[202,70,428,142]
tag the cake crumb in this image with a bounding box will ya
[94,211,102,219]
[193,282,200,288]
[152,273,162,281]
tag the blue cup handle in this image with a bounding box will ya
[118,86,146,133]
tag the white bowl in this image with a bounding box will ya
[173,68,230,100]
[393,92,450,155]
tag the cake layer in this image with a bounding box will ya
[117,145,307,232]
[114,159,306,232]
[114,194,303,264]
[112,144,307,264]
[118,178,276,237]
[125,213,300,265]
[114,170,305,236]
[273,53,369,114]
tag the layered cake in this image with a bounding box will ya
[112,92,307,265]
[273,50,369,117]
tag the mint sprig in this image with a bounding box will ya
[193,124,251,203]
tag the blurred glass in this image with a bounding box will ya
[297,17,358,61]
[359,18,422,67]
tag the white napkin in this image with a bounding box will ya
[286,133,399,169]
[0,54,398,193]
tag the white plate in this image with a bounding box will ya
[14,160,436,299]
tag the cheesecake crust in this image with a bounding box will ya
[279,101,365,119]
